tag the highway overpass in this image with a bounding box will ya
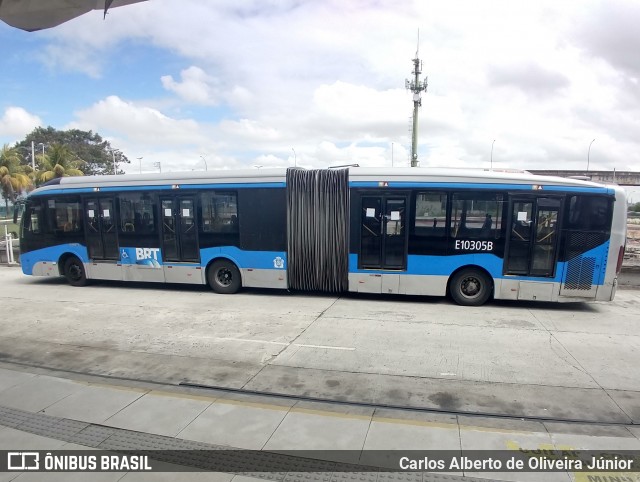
[529,170,640,186]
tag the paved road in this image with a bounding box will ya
[1,267,639,423]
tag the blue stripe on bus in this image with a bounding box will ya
[21,241,609,288]
[348,181,612,194]
[178,183,285,190]
[20,244,89,275]
[30,182,286,196]
[348,242,610,286]
[20,243,286,275]
[200,246,287,270]
[31,188,100,195]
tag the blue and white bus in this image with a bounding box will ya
[18,167,627,306]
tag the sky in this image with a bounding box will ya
[0,0,639,201]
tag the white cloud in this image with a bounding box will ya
[0,107,42,140]
[313,141,394,168]
[37,0,152,77]
[312,82,407,137]
[39,43,103,78]
[29,0,640,171]
[161,66,221,105]
[218,118,281,142]
[68,95,207,145]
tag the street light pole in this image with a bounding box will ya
[292,148,296,167]
[200,155,208,171]
[587,138,595,171]
[37,143,45,169]
[490,139,495,169]
[137,157,143,174]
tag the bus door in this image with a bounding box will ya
[160,195,199,263]
[359,196,407,269]
[505,197,561,277]
[84,198,119,260]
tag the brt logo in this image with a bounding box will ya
[120,247,162,268]
[135,248,160,261]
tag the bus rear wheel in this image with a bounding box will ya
[449,269,492,306]
[64,256,88,287]
[207,260,241,294]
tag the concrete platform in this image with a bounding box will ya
[0,364,639,481]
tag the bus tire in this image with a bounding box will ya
[64,256,88,287]
[449,268,492,306]
[207,260,241,294]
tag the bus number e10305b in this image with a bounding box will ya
[454,240,494,251]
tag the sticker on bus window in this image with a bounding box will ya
[182,208,191,217]
[390,211,400,221]
[164,208,172,217]
[517,211,528,222]
[88,210,95,218]
[103,209,110,217]
[366,208,376,217]
[48,200,56,208]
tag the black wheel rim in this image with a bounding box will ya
[68,263,83,281]
[216,268,233,287]
[460,276,481,299]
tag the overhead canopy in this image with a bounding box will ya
[0,0,146,32]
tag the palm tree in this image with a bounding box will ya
[36,143,85,184]
[0,144,32,218]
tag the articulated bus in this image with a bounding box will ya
[18,167,627,306]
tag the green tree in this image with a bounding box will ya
[37,143,85,183]
[0,144,32,218]
[15,126,129,175]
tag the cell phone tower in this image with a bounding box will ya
[405,32,428,167]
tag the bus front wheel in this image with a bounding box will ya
[64,256,88,287]
[449,269,492,306]
[207,260,241,294]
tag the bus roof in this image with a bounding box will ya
[29,166,613,195]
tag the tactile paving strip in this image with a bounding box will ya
[0,404,496,482]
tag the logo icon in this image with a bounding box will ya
[273,256,284,269]
[7,452,39,470]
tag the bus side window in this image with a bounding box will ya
[119,193,156,234]
[450,193,503,239]
[414,192,447,237]
[46,197,82,234]
[567,196,612,231]
[24,201,43,235]
[201,192,238,233]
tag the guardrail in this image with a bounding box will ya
[1,225,17,265]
